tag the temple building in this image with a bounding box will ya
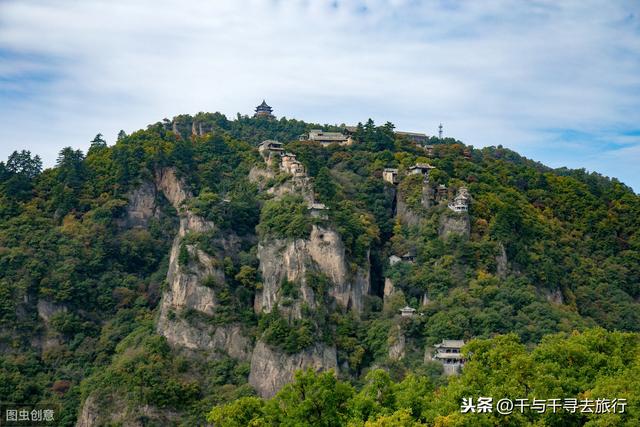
[308,202,329,219]
[301,129,352,146]
[448,187,470,213]
[382,168,399,184]
[429,340,465,375]
[280,153,307,178]
[395,131,428,145]
[408,163,436,176]
[343,126,358,135]
[400,306,416,317]
[254,100,274,118]
[258,140,284,156]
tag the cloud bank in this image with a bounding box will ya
[0,0,639,190]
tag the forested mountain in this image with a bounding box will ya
[0,112,638,426]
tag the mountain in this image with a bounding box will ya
[0,113,638,426]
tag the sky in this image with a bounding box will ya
[1,0,639,191]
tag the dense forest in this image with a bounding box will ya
[0,112,638,426]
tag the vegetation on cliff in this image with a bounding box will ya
[0,111,638,425]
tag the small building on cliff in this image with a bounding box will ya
[408,163,436,177]
[383,168,399,184]
[430,339,465,375]
[258,140,284,156]
[308,202,329,219]
[448,187,470,213]
[400,306,416,317]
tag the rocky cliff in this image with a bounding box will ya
[439,211,470,239]
[388,324,406,360]
[76,394,180,427]
[396,196,421,227]
[248,224,369,398]
[246,164,373,398]
[255,225,369,316]
[153,168,251,359]
[249,340,338,399]
[119,181,160,229]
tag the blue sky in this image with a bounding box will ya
[1,0,639,191]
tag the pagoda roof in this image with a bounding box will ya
[435,339,465,348]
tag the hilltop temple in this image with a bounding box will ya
[254,100,274,118]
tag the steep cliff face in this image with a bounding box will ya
[76,394,180,427]
[249,340,338,399]
[248,166,276,191]
[250,220,369,397]
[75,395,99,427]
[255,225,369,315]
[92,167,252,361]
[36,299,66,351]
[496,243,508,278]
[152,168,252,360]
[388,325,406,361]
[119,181,160,228]
[396,196,421,227]
[439,212,470,239]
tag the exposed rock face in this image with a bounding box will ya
[383,278,395,298]
[268,178,314,203]
[421,182,434,209]
[37,299,67,323]
[151,168,251,359]
[255,225,369,315]
[421,292,430,306]
[75,395,99,427]
[75,394,180,427]
[120,181,160,228]
[157,315,251,360]
[250,222,368,397]
[388,325,406,360]
[36,299,66,351]
[496,243,508,278]
[439,212,470,239]
[396,197,421,227]
[248,166,276,190]
[546,289,565,305]
[162,244,221,316]
[154,168,190,210]
[249,340,338,399]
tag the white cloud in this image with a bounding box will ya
[0,0,639,190]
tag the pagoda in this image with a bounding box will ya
[254,100,274,118]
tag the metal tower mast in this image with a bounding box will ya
[438,123,443,139]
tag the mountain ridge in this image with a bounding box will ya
[0,112,638,425]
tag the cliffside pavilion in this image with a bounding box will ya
[431,339,465,375]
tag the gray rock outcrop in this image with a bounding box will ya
[396,197,421,227]
[75,394,180,427]
[439,212,470,239]
[36,299,67,351]
[255,225,369,316]
[388,325,406,360]
[120,181,160,228]
[496,243,508,278]
[249,340,338,399]
[151,168,251,359]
